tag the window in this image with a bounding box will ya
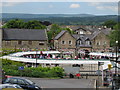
[5,41,11,46]
[39,42,44,45]
[61,41,65,44]
[28,41,32,45]
[18,41,22,45]
[9,79,17,84]
[6,86,14,88]
[78,40,82,45]
[69,41,72,45]
[18,79,26,85]
[80,31,84,34]
[103,41,106,45]
[96,41,100,45]
[86,41,90,45]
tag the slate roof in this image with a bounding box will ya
[90,31,101,40]
[54,30,67,40]
[2,29,48,41]
[72,34,92,40]
[72,34,92,48]
[71,26,95,34]
[101,28,111,35]
[90,28,111,40]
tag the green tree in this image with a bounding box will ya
[103,20,117,29]
[2,19,46,29]
[2,19,25,29]
[50,24,61,36]
[24,20,46,29]
[63,28,74,34]
[109,23,120,48]
[47,24,62,41]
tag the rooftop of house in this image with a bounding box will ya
[54,30,67,40]
[2,29,48,41]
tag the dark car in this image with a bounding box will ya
[3,77,41,90]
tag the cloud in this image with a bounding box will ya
[96,6,118,12]
[89,2,118,12]
[89,2,100,6]
[70,4,80,8]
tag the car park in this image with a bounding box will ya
[3,77,42,90]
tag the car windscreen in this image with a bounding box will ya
[25,79,34,85]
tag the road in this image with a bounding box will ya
[23,77,95,89]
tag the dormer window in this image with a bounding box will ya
[86,40,90,45]
[80,31,84,34]
[77,40,82,45]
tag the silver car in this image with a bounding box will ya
[0,84,22,89]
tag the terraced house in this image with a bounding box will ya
[54,27,111,57]
[1,29,48,50]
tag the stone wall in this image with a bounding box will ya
[54,32,76,49]
[92,32,110,52]
[2,40,48,50]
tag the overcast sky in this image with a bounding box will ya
[1,2,118,15]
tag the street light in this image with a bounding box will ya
[36,48,38,67]
[111,41,119,90]
[115,41,118,76]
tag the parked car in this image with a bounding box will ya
[0,84,23,90]
[3,77,42,90]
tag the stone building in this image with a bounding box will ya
[2,29,48,50]
[91,30,110,52]
[54,30,76,57]
[54,27,111,56]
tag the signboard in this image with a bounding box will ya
[108,64,112,70]
[18,66,24,70]
[63,67,80,74]
[96,70,101,75]
[98,62,104,66]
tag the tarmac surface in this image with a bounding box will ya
[23,77,96,89]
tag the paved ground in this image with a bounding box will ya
[23,77,95,89]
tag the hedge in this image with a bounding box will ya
[2,59,64,78]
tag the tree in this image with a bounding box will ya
[109,23,120,50]
[2,19,47,29]
[50,24,62,38]
[103,20,117,29]
[42,21,52,26]
[63,28,74,34]
[2,19,25,29]
[24,20,46,29]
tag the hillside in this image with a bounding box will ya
[1,13,118,25]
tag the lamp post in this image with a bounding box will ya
[114,41,118,89]
[111,41,118,90]
[36,48,38,67]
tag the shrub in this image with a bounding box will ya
[2,59,64,78]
